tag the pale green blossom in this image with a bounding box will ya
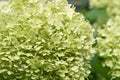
[97,16,120,79]
[0,0,94,79]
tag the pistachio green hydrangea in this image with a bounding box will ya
[90,0,120,16]
[97,16,120,79]
[0,0,94,80]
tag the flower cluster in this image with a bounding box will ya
[0,0,94,80]
[97,16,120,79]
[91,0,120,79]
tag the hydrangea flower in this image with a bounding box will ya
[97,16,120,79]
[0,0,94,79]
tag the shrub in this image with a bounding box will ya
[0,0,94,80]
[97,16,120,79]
